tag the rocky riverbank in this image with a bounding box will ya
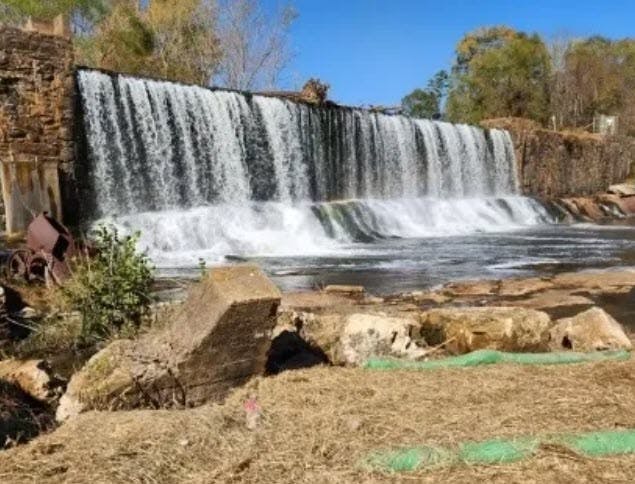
[0,265,633,482]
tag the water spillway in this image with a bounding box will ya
[75,69,553,268]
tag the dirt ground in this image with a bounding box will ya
[0,354,633,483]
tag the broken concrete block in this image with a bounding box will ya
[57,265,281,421]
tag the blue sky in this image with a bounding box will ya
[265,0,635,106]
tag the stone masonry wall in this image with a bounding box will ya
[0,26,74,234]
[482,118,634,198]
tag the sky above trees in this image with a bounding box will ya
[277,0,635,106]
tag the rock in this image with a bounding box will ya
[497,277,553,297]
[552,270,635,289]
[0,359,63,403]
[550,307,633,352]
[419,307,552,354]
[442,280,499,297]
[608,183,635,196]
[339,313,426,365]
[276,310,428,365]
[57,265,281,421]
[617,195,635,214]
[498,289,594,310]
[324,285,365,296]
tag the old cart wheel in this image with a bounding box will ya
[27,254,50,284]
[7,249,31,281]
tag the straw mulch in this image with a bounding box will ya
[0,357,633,483]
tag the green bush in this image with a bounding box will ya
[63,225,154,343]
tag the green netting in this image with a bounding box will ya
[362,429,635,473]
[364,349,631,370]
[364,446,450,472]
[560,430,635,456]
[458,438,539,464]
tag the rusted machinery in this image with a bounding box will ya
[6,213,76,285]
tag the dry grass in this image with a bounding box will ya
[0,357,634,483]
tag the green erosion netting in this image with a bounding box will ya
[560,430,635,456]
[364,446,450,472]
[458,438,539,464]
[364,349,631,370]
[363,429,635,473]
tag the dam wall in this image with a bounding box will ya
[0,26,74,234]
[0,25,632,234]
[482,118,633,198]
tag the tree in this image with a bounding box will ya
[84,0,221,85]
[446,26,551,124]
[146,0,221,85]
[0,0,109,33]
[80,1,155,75]
[550,37,635,134]
[402,89,439,119]
[214,0,296,90]
[402,70,448,119]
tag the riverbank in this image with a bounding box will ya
[0,266,633,482]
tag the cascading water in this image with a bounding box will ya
[76,69,553,270]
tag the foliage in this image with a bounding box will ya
[446,26,552,124]
[146,0,221,85]
[551,36,635,134]
[402,70,448,119]
[0,0,108,33]
[0,0,293,89]
[408,25,635,134]
[63,225,154,343]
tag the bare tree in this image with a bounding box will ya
[214,0,296,91]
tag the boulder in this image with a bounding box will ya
[0,359,63,403]
[275,310,427,365]
[57,265,281,421]
[419,307,552,354]
[550,307,632,352]
[339,313,427,365]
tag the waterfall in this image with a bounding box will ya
[76,69,550,266]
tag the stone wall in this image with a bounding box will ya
[0,26,73,234]
[482,118,634,198]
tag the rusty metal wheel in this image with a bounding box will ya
[27,253,50,284]
[7,249,31,281]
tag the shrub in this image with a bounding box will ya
[63,225,154,343]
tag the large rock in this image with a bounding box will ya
[275,310,427,365]
[419,307,552,354]
[339,313,426,365]
[57,265,281,421]
[0,359,63,403]
[550,307,632,352]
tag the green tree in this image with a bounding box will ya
[402,88,439,118]
[402,70,448,119]
[446,26,551,125]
